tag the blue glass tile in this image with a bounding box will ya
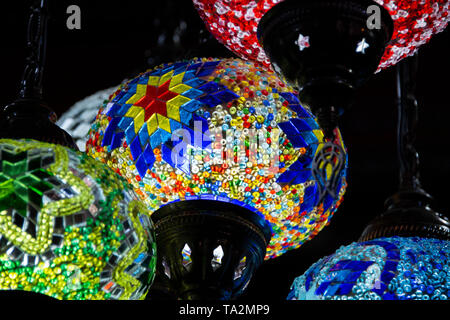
[203,60,220,68]
[201,133,212,150]
[116,104,132,117]
[111,131,124,150]
[383,260,398,273]
[181,125,195,145]
[337,283,354,295]
[276,170,297,184]
[160,65,174,75]
[198,94,222,108]
[193,114,209,133]
[172,62,189,75]
[334,269,351,282]
[118,117,133,131]
[159,129,172,145]
[129,136,142,161]
[161,144,174,167]
[106,104,120,117]
[187,63,202,71]
[386,249,400,260]
[179,108,194,125]
[406,250,417,264]
[292,170,313,184]
[147,69,162,76]
[280,92,299,104]
[286,134,308,148]
[301,186,318,212]
[149,130,162,149]
[300,131,319,145]
[200,194,215,200]
[127,77,140,85]
[324,283,341,296]
[345,270,364,283]
[138,76,149,84]
[138,123,149,146]
[169,119,182,134]
[198,82,220,94]
[102,117,120,147]
[181,99,204,112]
[315,281,331,296]
[117,92,135,105]
[382,292,398,300]
[135,154,148,178]
[289,104,312,118]
[329,260,352,272]
[305,273,313,291]
[216,196,230,203]
[278,121,301,137]
[380,271,396,283]
[182,70,197,82]
[346,261,373,271]
[196,67,217,77]
[212,89,239,103]
[184,78,206,88]
[125,123,136,146]
[134,253,146,263]
[304,117,320,130]
[111,90,127,103]
[323,194,334,211]
[143,144,155,168]
[182,88,204,99]
[290,118,313,132]
[288,160,304,172]
[185,195,199,201]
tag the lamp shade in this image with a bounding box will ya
[288,236,450,300]
[58,87,118,152]
[193,0,449,72]
[85,57,347,260]
[0,139,156,300]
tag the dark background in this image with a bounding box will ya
[0,0,448,301]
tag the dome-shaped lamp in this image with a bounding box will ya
[0,0,77,149]
[86,57,347,299]
[0,139,157,299]
[287,54,450,300]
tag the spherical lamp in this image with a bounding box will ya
[0,139,157,299]
[86,57,347,299]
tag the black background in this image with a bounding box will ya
[0,0,448,301]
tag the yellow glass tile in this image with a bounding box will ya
[159,70,174,86]
[146,114,158,136]
[312,129,324,143]
[126,84,147,105]
[166,103,181,122]
[148,76,159,86]
[167,95,190,109]
[170,84,192,94]
[157,114,171,133]
[133,109,145,134]
[169,72,185,88]
[125,106,144,118]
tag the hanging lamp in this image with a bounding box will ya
[287,53,450,300]
[0,0,158,300]
[85,57,347,299]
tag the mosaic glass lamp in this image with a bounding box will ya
[58,86,118,151]
[287,54,450,300]
[86,57,347,299]
[193,0,449,72]
[0,139,157,299]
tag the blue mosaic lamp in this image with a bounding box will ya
[287,54,450,300]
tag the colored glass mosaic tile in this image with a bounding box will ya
[86,57,347,260]
[0,139,156,300]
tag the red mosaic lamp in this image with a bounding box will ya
[193,0,449,72]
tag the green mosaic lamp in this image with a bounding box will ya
[0,0,157,300]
